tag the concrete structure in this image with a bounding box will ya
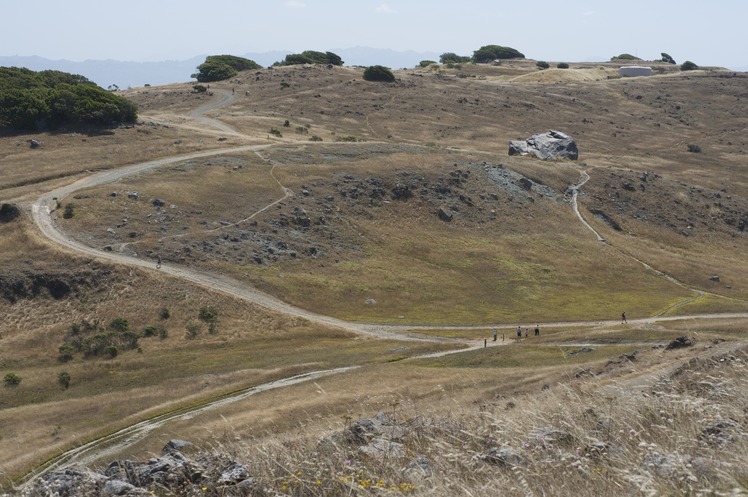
[619,66,653,77]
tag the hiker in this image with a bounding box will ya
[492,328,497,342]
[525,328,529,338]
[156,255,162,269]
[516,326,522,339]
[621,311,627,324]
[535,325,540,336]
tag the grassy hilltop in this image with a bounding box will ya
[1,59,747,495]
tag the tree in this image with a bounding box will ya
[439,53,471,64]
[192,61,237,83]
[557,62,570,69]
[0,67,137,131]
[419,60,437,68]
[661,52,676,64]
[536,61,550,69]
[680,60,699,71]
[363,65,396,82]
[611,53,641,61]
[472,45,525,63]
[191,55,261,82]
[277,51,344,66]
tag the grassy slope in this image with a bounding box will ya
[1,61,747,487]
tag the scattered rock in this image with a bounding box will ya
[437,206,453,222]
[508,130,579,160]
[484,447,523,466]
[29,139,42,148]
[152,198,166,207]
[709,274,720,282]
[665,336,694,350]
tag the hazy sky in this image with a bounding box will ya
[3,0,747,69]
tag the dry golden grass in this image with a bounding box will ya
[1,61,747,492]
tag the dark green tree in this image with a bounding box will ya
[680,60,699,71]
[611,53,641,61]
[439,53,471,64]
[277,51,344,66]
[191,55,261,82]
[363,65,396,82]
[472,45,525,63]
[0,67,136,131]
[661,52,676,64]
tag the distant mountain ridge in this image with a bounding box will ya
[0,48,441,89]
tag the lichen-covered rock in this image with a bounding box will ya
[508,130,578,160]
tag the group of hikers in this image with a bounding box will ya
[490,325,541,341]
[492,312,628,342]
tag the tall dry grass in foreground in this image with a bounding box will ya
[207,344,748,497]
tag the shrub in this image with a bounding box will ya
[363,65,396,82]
[62,203,75,219]
[418,60,437,68]
[687,144,702,153]
[143,325,158,337]
[3,373,21,387]
[269,128,283,137]
[192,85,207,93]
[158,326,168,339]
[681,60,699,71]
[58,344,75,363]
[159,307,170,320]
[198,306,219,324]
[0,203,21,222]
[472,45,525,63]
[661,52,676,64]
[310,135,323,141]
[536,61,550,69]
[105,345,118,358]
[109,317,130,333]
[185,322,201,339]
[557,62,570,69]
[58,372,71,389]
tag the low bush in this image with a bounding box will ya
[58,372,71,389]
[3,373,21,387]
[557,62,569,69]
[536,61,550,69]
[62,203,75,219]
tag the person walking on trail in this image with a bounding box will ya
[492,328,497,342]
[535,325,540,336]
[516,326,522,339]
[156,255,162,269]
[525,328,529,338]
[621,311,627,324]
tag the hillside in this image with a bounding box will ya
[1,59,747,496]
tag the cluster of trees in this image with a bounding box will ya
[0,67,137,131]
[438,45,525,65]
[274,50,344,67]
[192,55,261,82]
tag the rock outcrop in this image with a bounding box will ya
[508,130,579,160]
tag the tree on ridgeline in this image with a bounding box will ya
[472,45,525,63]
[191,55,262,82]
[0,67,137,131]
